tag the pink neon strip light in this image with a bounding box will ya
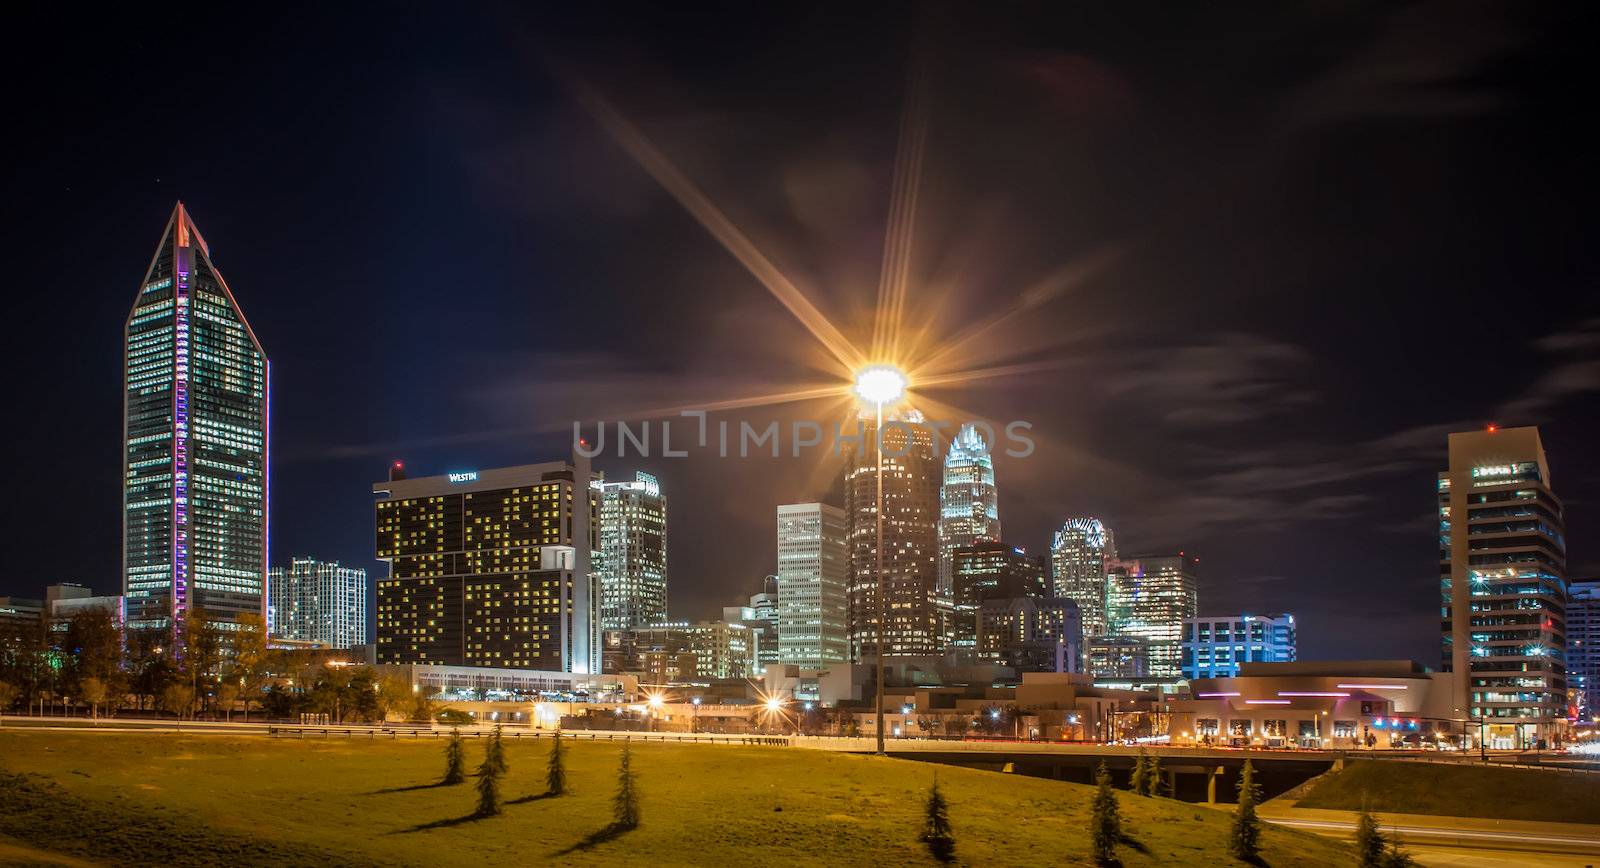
[1278,692,1349,697]
[1197,692,1240,698]
[1336,684,1408,690]
[1245,699,1291,705]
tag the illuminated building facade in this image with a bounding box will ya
[845,412,942,659]
[1440,427,1568,747]
[1569,580,1599,719]
[602,621,754,682]
[373,457,600,673]
[267,557,368,649]
[1051,518,1117,638]
[951,542,1047,649]
[976,596,1081,672]
[1104,554,1198,678]
[598,472,668,630]
[123,203,268,636]
[776,503,848,668]
[937,423,1002,596]
[1182,613,1296,679]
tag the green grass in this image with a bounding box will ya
[0,731,1353,866]
[1295,759,1600,825]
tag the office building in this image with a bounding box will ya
[1086,635,1148,680]
[598,472,668,630]
[268,557,369,649]
[373,456,600,673]
[1570,580,1600,719]
[45,584,126,628]
[937,423,1002,595]
[976,596,1082,672]
[951,542,1047,649]
[776,503,848,667]
[1439,426,1568,747]
[1051,518,1117,638]
[123,203,268,636]
[725,578,781,674]
[0,597,44,634]
[1105,554,1198,678]
[1182,613,1297,679]
[603,621,755,682]
[845,411,941,658]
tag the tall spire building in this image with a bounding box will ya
[123,204,268,636]
[937,423,1002,596]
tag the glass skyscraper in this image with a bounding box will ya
[937,423,1002,596]
[846,411,941,659]
[1105,554,1198,678]
[123,203,268,636]
[598,471,668,630]
[776,503,848,668]
[1051,517,1117,638]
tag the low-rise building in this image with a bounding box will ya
[1087,634,1149,679]
[1182,613,1296,679]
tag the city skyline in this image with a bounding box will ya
[9,5,1600,668]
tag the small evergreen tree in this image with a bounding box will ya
[1380,838,1416,868]
[443,729,466,785]
[613,744,639,829]
[488,723,509,775]
[920,773,955,863]
[475,739,502,816]
[1090,761,1121,865]
[1129,749,1150,795]
[1355,796,1384,867]
[1230,759,1262,862]
[1145,753,1163,797]
[546,731,567,796]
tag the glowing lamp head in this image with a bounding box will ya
[765,697,782,712]
[647,694,664,708]
[853,365,907,406]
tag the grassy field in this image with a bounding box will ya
[0,730,1353,866]
[1295,759,1600,824]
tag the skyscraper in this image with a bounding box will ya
[123,203,268,636]
[1568,580,1599,719]
[1439,426,1568,748]
[951,542,1047,649]
[373,456,600,672]
[1104,554,1198,678]
[268,557,368,649]
[937,423,1002,595]
[776,503,848,668]
[846,412,941,659]
[1051,518,1117,638]
[598,472,669,630]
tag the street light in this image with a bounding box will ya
[853,364,907,757]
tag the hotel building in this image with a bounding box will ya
[373,456,600,673]
[1439,426,1568,747]
[268,557,368,649]
[1182,613,1297,679]
[776,504,849,668]
[123,203,268,636]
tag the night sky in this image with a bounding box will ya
[7,3,1599,665]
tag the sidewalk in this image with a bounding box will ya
[1257,801,1600,856]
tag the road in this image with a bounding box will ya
[1257,804,1600,865]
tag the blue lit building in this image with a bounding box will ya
[1568,579,1599,720]
[123,203,268,636]
[937,423,1002,596]
[1182,613,1297,679]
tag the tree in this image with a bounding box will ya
[1145,754,1163,797]
[230,613,272,721]
[1381,839,1417,868]
[1231,759,1262,862]
[1090,761,1121,865]
[613,744,640,830]
[489,724,509,775]
[161,682,196,720]
[1130,749,1150,794]
[375,673,413,722]
[78,677,108,720]
[546,731,567,796]
[443,729,466,785]
[215,683,241,722]
[920,773,955,863]
[1355,796,1384,867]
[126,628,176,712]
[0,680,19,720]
[475,738,502,816]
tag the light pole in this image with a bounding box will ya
[854,365,906,756]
